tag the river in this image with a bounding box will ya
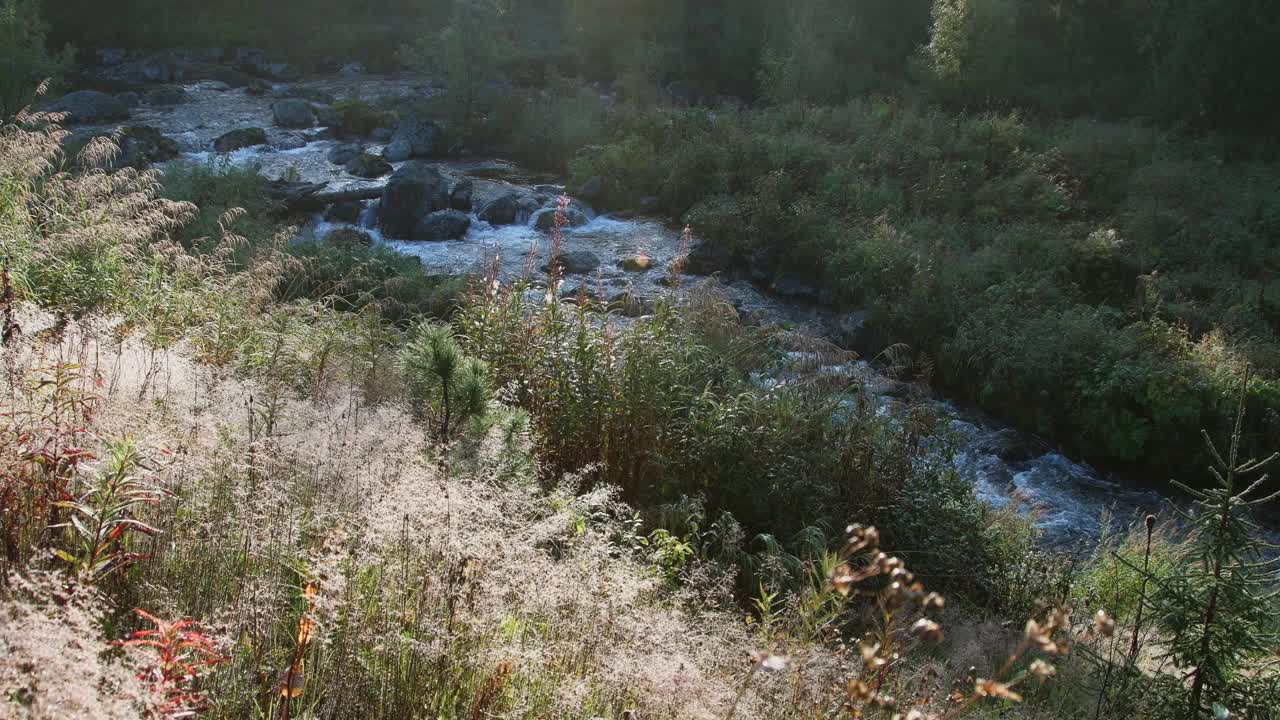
[76,72,1266,553]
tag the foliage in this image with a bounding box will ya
[1147,382,1280,717]
[54,438,168,582]
[399,321,492,442]
[118,609,225,720]
[332,98,397,138]
[571,100,1280,485]
[0,0,72,118]
[400,0,509,142]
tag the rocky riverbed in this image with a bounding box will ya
[54,59,1260,551]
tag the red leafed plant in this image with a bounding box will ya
[2,363,101,568]
[118,609,225,720]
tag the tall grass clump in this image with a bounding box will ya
[456,264,1047,609]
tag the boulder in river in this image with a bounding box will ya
[346,152,393,179]
[449,180,474,211]
[608,290,654,317]
[325,227,373,249]
[684,241,731,275]
[325,201,364,223]
[272,134,307,151]
[477,193,522,225]
[559,282,600,301]
[213,127,267,152]
[47,91,130,123]
[141,52,183,83]
[145,85,187,106]
[379,161,449,238]
[387,115,437,158]
[271,99,315,128]
[533,207,589,231]
[382,139,412,163]
[115,91,141,108]
[618,255,652,272]
[115,126,180,167]
[327,143,363,165]
[185,62,256,88]
[545,251,601,275]
[412,210,471,241]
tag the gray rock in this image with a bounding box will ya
[517,197,541,223]
[325,227,373,249]
[114,126,179,167]
[545,251,601,275]
[235,48,294,80]
[618,255,653,272]
[271,99,315,128]
[381,138,412,163]
[477,193,522,225]
[608,290,654,317]
[47,91,130,123]
[185,63,255,88]
[533,207,589,231]
[272,134,307,151]
[346,152,393,179]
[379,161,449,238]
[684,242,731,275]
[339,62,367,77]
[213,127,268,152]
[141,53,183,83]
[327,142,364,166]
[412,210,471,241]
[388,115,438,158]
[449,180,474,211]
[559,282,600,301]
[115,91,140,108]
[371,127,393,142]
[145,85,186,106]
[324,201,363,223]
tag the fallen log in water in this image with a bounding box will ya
[268,180,383,211]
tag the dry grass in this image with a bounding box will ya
[0,571,148,719]
[1,315,793,719]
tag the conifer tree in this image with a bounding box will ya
[1153,372,1280,717]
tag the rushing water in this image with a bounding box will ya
[87,73,1273,552]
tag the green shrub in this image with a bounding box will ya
[0,0,73,118]
[333,98,398,137]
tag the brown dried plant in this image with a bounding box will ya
[733,524,1087,720]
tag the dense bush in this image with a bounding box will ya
[0,0,72,118]
[570,100,1280,484]
[454,278,1038,605]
